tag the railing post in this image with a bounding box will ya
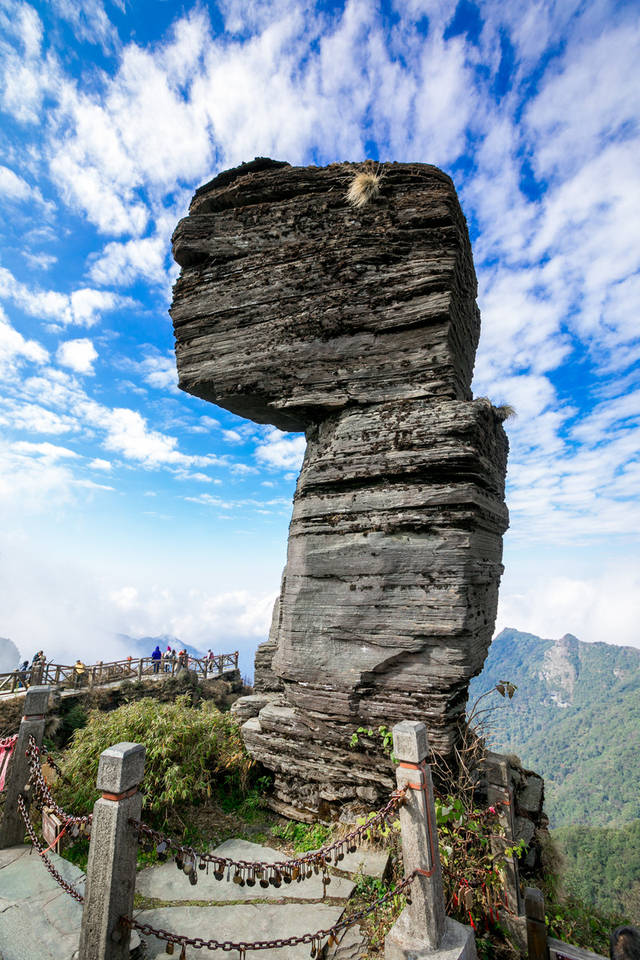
[483,753,522,915]
[385,720,477,960]
[137,659,143,681]
[0,685,51,848]
[525,888,548,960]
[78,742,145,960]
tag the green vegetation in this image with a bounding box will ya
[349,724,395,761]
[469,628,640,928]
[54,695,253,822]
[552,820,640,922]
[271,820,332,852]
[469,628,640,828]
[344,871,410,954]
[544,893,628,955]
[436,794,525,930]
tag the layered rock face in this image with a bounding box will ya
[171,159,509,818]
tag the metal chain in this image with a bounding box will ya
[18,778,416,956]
[130,789,406,888]
[24,736,93,835]
[122,870,417,954]
[17,794,85,904]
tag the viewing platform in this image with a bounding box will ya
[0,652,239,701]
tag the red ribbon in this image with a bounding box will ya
[0,735,18,791]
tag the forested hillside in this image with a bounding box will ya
[469,628,640,922]
[553,820,640,920]
[468,628,640,828]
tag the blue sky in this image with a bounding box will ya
[1,0,639,672]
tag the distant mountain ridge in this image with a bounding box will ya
[468,627,640,828]
[117,634,206,661]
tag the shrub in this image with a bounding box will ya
[54,695,252,823]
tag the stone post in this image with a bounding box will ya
[0,685,51,848]
[525,888,548,960]
[482,753,522,915]
[78,742,145,960]
[385,720,477,960]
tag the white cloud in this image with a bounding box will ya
[81,403,217,470]
[497,561,640,651]
[108,582,277,647]
[46,11,214,236]
[0,441,77,509]
[185,493,290,511]
[0,1,47,123]
[11,440,79,460]
[189,416,221,434]
[22,251,57,271]
[0,266,134,327]
[88,233,168,286]
[49,0,122,52]
[525,20,640,181]
[68,288,129,327]
[254,428,306,470]
[0,164,30,200]
[0,309,48,377]
[57,338,98,374]
[89,457,112,471]
[0,400,77,435]
[136,352,177,390]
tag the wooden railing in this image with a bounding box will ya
[0,651,239,697]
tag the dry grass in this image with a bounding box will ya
[493,404,517,422]
[346,167,384,208]
[476,396,517,423]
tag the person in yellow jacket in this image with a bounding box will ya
[73,659,86,688]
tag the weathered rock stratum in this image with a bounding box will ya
[171,159,509,818]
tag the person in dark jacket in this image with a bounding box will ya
[151,645,162,674]
[16,660,29,689]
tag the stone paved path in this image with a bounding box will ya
[135,838,388,959]
[0,844,85,960]
[0,838,388,960]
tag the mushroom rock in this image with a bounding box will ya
[170,159,509,818]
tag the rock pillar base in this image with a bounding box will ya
[385,915,477,960]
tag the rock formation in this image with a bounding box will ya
[171,159,509,818]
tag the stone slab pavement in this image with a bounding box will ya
[0,837,382,959]
[136,902,347,959]
[134,838,380,959]
[0,844,85,960]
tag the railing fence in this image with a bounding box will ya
[0,651,239,698]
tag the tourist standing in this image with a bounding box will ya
[151,644,162,673]
[73,659,86,688]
